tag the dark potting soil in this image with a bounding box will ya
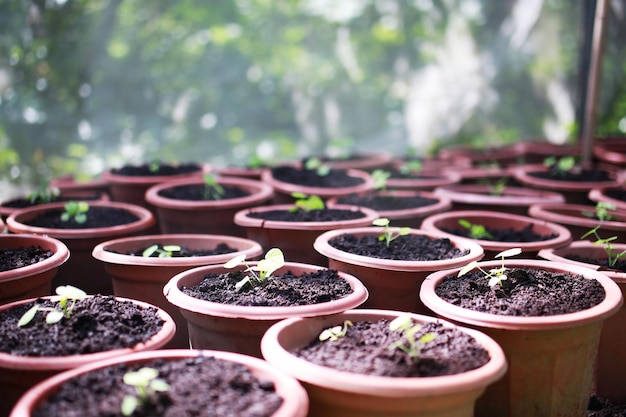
[588,394,626,417]
[442,224,557,242]
[328,233,468,261]
[270,166,365,188]
[294,319,490,377]
[0,246,53,272]
[604,188,626,202]
[246,208,366,222]
[25,207,140,229]
[111,162,201,177]
[156,184,250,201]
[112,243,238,257]
[529,167,613,182]
[336,193,438,211]
[33,355,283,417]
[0,296,164,356]
[182,269,352,306]
[435,268,605,316]
[3,192,103,209]
[565,255,626,273]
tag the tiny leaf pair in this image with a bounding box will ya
[224,248,285,291]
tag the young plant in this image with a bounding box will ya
[28,177,60,204]
[60,201,89,224]
[224,247,285,291]
[582,201,617,222]
[398,159,423,175]
[488,177,508,196]
[18,285,87,327]
[387,314,436,360]
[202,173,225,200]
[458,247,522,288]
[304,157,330,176]
[371,169,391,190]
[142,244,182,258]
[581,226,626,268]
[318,320,353,342]
[372,218,411,247]
[458,219,492,240]
[290,192,325,212]
[543,155,577,175]
[121,367,170,416]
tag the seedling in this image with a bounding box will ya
[318,320,353,342]
[458,219,492,240]
[224,247,285,291]
[304,157,330,176]
[290,192,325,212]
[387,314,436,360]
[458,247,522,288]
[398,160,423,175]
[373,218,411,247]
[142,244,182,258]
[488,177,508,196]
[582,201,617,222]
[371,169,391,190]
[581,226,626,268]
[148,159,161,173]
[28,178,60,204]
[60,201,89,224]
[18,285,87,327]
[121,367,170,416]
[543,155,577,175]
[202,173,225,200]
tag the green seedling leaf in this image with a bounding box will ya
[255,248,284,278]
[495,248,522,259]
[318,320,353,342]
[45,310,65,324]
[121,396,139,416]
[224,254,247,269]
[17,305,39,327]
[142,244,159,258]
[458,261,479,277]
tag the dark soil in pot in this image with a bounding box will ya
[156,184,250,201]
[604,188,626,202]
[2,192,103,209]
[0,296,163,356]
[33,354,283,417]
[25,207,140,229]
[442,224,557,242]
[270,166,365,188]
[328,234,468,261]
[336,194,438,211]
[0,246,53,272]
[182,269,352,306]
[435,268,605,316]
[111,162,201,177]
[294,319,490,377]
[529,167,613,182]
[564,255,626,273]
[111,243,238,258]
[246,208,366,222]
[588,394,626,416]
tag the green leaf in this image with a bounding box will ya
[372,218,389,227]
[142,245,159,257]
[224,254,246,269]
[458,261,478,277]
[389,314,412,332]
[495,248,522,258]
[17,305,39,327]
[56,285,87,300]
[121,395,139,416]
[163,245,181,252]
[46,310,64,324]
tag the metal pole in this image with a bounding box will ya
[581,0,609,166]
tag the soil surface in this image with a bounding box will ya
[270,166,365,188]
[111,162,201,177]
[0,246,53,272]
[529,167,613,182]
[0,296,164,356]
[328,233,468,261]
[435,267,605,316]
[294,319,490,377]
[246,208,366,222]
[33,354,283,417]
[112,243,238,257]
[442,224,557,242]
[336,193,438,211]
[182,269,353,306]
[588,394,626,416]
[565,255,626,273]
[2,192,103,209]
[604,188,626,202]
[157,184,250,201]
[25,207,140,229]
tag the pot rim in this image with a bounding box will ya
[261,168,375,197]
[529,202,626,230]
[433,184,565,206]
[0,235,70,283]
[512,163,623,190]
[101,163,210,185]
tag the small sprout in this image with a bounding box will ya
[373,218,411,247]
[488,177,508,196]
[247,154,266,169]
[224,248,285,291]
[148,160,161,173]
[60,201,89,224]
[582,201,617,222]
[371,169,391,190]
[581,226,626,268]
[398,160,423,175]
[202,174,225,200]
[304,157,330,176]
[18,285,87,327]
[28,178,60,204]
[543,155,578,176]
[319,320,353,342]
[458,247,522,288]
[388,314,435,360]
[142,244,182,258]
[290,192,325,212]
[121,367,170,416]
[458,219,492,240]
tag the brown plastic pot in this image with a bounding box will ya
[0,189,110,220]
[514,140,582,165]
[593,137,626,166]
[589,186,626,212]
[385,170,462,192]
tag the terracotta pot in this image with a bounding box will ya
[6,201,155,295]
[538,241,626,404]
[163,261,368,358]
[385,169,462,192]
[145,176,274,236]
[262,166,375,204]
[433,184,565,215]
[0,295,175,417]
[313,227,484,314]
[0,234,69,304]
[234,204,379,265]
[420,210,572,259]
[218,165,265,180]
[50,174,110,195]
[593,137,626,166]
[261,309,507,417]
[528,202,626,243]
[10,349,308,417]
[329,190,453,229]
[92,234,264,348]
[447,165,516,185]
[319,152,394,172]
[0,190,111,220]
[512,163,623,204]
[420,259,623,417]
[589,186,626,212]
[514,140,582,165]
